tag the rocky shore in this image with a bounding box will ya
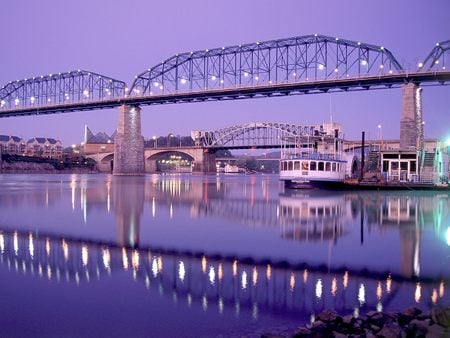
[262,307,449,337]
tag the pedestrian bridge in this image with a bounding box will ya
[1,34,449,175]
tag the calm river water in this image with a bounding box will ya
[0,173,449,337]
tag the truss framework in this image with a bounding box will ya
[130,34,403,96]
[192,122,334,147]
[0,70,125,110]
[419,40,450,71]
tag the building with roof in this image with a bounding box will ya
[81,126,115,154]
[0,135,26,155]
[26,137,63,159]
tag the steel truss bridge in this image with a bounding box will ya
[0,35,449,117]
[192,122,334,149]
[0,229,447,318]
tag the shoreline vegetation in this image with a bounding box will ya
[0,155,97,174]
[262,307,450,338]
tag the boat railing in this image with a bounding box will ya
[282,152,343,161]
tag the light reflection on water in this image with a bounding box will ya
[0,173,449,336]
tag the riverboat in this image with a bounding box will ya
[279,122,358,189]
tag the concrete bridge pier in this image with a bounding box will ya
[113,105,145,176]
[400,83,423,150]
[193,149,216,173]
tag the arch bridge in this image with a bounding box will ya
[1,35,450,174]
[192,122,336,149]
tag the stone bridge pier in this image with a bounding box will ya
[110,104,215,175]
[113,105,145,175]
[400,83,423,150]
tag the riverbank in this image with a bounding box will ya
[262,307,449,337]
[0,161,97,174]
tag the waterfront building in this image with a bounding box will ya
[0,135,26,155]
[26,137,63,159]
[81,125,115,154]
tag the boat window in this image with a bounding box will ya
[325,162,331,171]
[302,161,309,170]
[391,162,399,171]
[400,162,408,170]
[383,160,389,172]
[318,162,324,171]
[294,161,300,170]
[410,160,416,173]
[288,161,293,170]
[332,163,336,171]
[310,161,316,171]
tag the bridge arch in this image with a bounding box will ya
[130,34,402,96]
[0,70,125,111]
[144,147,215,173]
[419,39,450,71]
[193,122,332,148]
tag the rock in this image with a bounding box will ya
[370,324,381,333]
[317,310,339,323]
[342,314,353,325]
[431,307,450,328]
[427,324,447,338]
[403,307,422,317]
[366,310,378,318]
[377,322,402,338]
[365,330,376,338]
[369,312,385,326]
[312,320,327,330]
[292,327,311,337]
[408,319,429,335]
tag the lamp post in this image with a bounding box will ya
[377,124,382,170]
[377,125,382,149]
[168,134,174,147]
[152,136,157,148]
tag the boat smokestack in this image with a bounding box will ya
[360,131,365,181]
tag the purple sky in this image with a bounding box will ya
[0,0,449,146]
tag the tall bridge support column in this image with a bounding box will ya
[400,83,423,150]
[113,105,145,176]
[193,149,216,173]
[0,146,2,172]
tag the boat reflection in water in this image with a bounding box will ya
[0,174,449,326]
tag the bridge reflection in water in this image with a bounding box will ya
[0,174,449,321]
[0,229,447,320]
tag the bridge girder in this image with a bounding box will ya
[130,34,403,96]
[0,70,126,111]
